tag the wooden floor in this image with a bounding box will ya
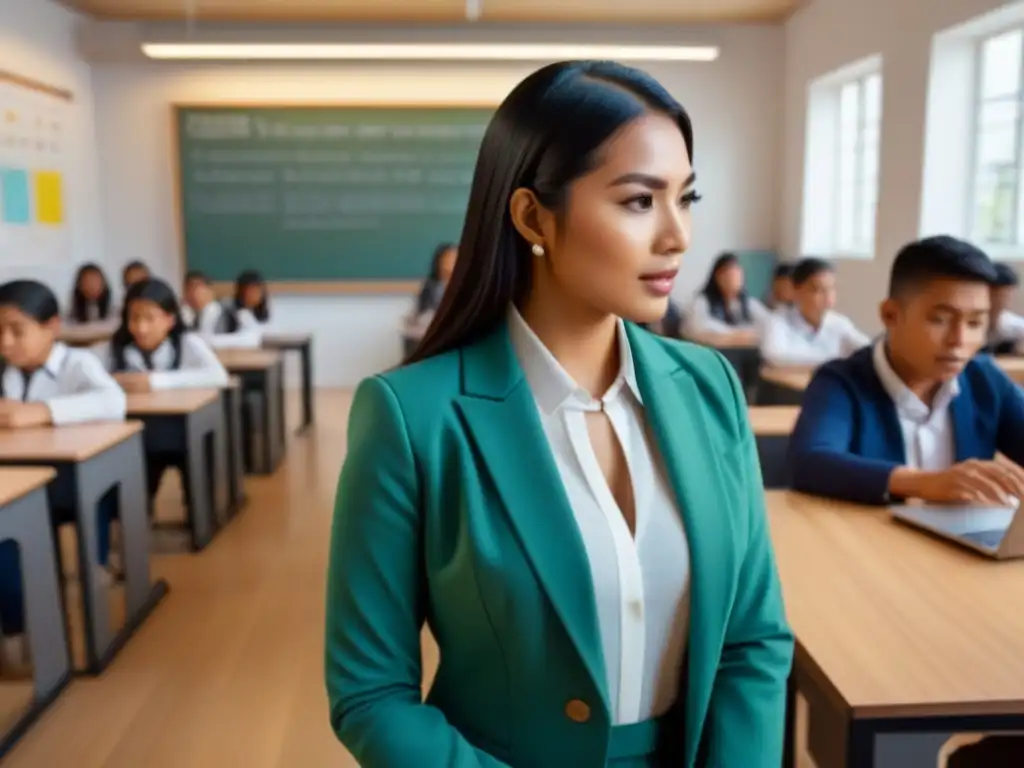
[2,389,811,768]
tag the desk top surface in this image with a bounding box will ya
[760,366,813,391]
[262,332,312,347]
[0,467,57,507]
[126,389,220,415]
[767,490,1024,719]
[0,421,143,462]
[996,356,1024,380]
[748,406,800,436]
[58,323,116,344]
[216,349,281,370]
[684,330,759,350]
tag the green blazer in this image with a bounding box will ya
[325,321,793,767]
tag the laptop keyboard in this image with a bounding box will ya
[960,529,1007,549]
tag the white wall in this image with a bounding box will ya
[89,24,784,386]
[0,0,105,298]
[782,0,1021,331]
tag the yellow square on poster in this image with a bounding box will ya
[34,170,63,225]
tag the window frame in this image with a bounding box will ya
[831,72,881,256]
[968,25,1024,251]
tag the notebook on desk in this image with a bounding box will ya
[889,501,1024,559]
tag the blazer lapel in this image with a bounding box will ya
[626,326,736,767]
[950,375,979,462]
[454,324,610,715]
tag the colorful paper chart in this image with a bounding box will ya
[34,170,63,225]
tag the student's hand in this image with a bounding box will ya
[910,460,1024,506]
[0,401,52,429]
[114,372,152,393]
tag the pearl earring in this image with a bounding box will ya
[532,243,545,258]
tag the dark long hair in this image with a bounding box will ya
[70,263,112,322]
[0,279,61,323]
[234,269,270,323]
[111,278,186,371]
[122,260,151,289]
[405,61,694,364]
[701,252,750,325]
[416,242,457,315]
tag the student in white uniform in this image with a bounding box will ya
[685,252,771,336]
[760,257,871,367]
[182,270,262,349]
[233,269,271,327]
[0,279,127,672]
[101,278,228,503]
[67,263,114,324]
[987,262,1024,355]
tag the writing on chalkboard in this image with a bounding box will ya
[176,106,493,283]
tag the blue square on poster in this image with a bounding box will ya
[0,168,31,224]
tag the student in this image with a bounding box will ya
[986,262,1024,355]
[234,269,270,326]
[104,278,228,501]
[766,263,795,309]
[0,279,126,672]
[182,270,261,349]
[760,257,870,367]
[68,263,113,324]
[685,251,770,335]
[787,235,1024,507]
[122,260,151,291]
[402,242,457,351]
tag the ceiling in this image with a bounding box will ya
[61,0,804,23]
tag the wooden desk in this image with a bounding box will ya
[0,423,167,674]
[758,366,812,405]
[996,355,1024,384]
[685,329,760,349]
[58,323,115,349]
[768,491,1024,767]
[126,390,228,550]
[262,333,314,435]
[0,468,69,759]
[216,350,285,475]
[749,406,800,489]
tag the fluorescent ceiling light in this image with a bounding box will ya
[141,43,719,62]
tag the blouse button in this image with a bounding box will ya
[565,699,591,723]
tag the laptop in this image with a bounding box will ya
[889,501,1024,559]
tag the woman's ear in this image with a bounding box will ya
[509,188,556,253]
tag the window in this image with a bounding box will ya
[971,28,1024,246]
[835,73,882,254]
[801,57,883,260]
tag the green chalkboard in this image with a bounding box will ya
[173,105,494,289]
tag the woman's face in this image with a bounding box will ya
[128,299,175,352]
[80,270,106,301]
[715,262,744,298]
[124,266,149,288]
[0,306,55,369]
[527,113,695,325]
[242,283,264,309]
[437,248,457,282]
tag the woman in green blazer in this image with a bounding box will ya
[326,60,794,767]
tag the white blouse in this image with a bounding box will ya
[507,308,690,725]
[760,305,871,367]
[182,301,263,349]
[685,294,772,336]
[95,333,229,390]
[0,342,126,425]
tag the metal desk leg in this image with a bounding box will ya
[264,364,284,474]
[299,340,314,434]
[184,401,227,549]
[0,487,71,758]
[224,387,246,513]
[75,435,168,672]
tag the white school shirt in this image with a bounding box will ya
[182,301,263,349]
[685,294,772,336]
[760,305,871,367]
[0,342,126,425]
[99,333,229,390]
[507,308,690,725]
[872,340,958,471]
[993,309,1024,353]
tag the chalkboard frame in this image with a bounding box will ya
[170,101,499,294]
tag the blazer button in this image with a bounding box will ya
[565,699,591,723]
